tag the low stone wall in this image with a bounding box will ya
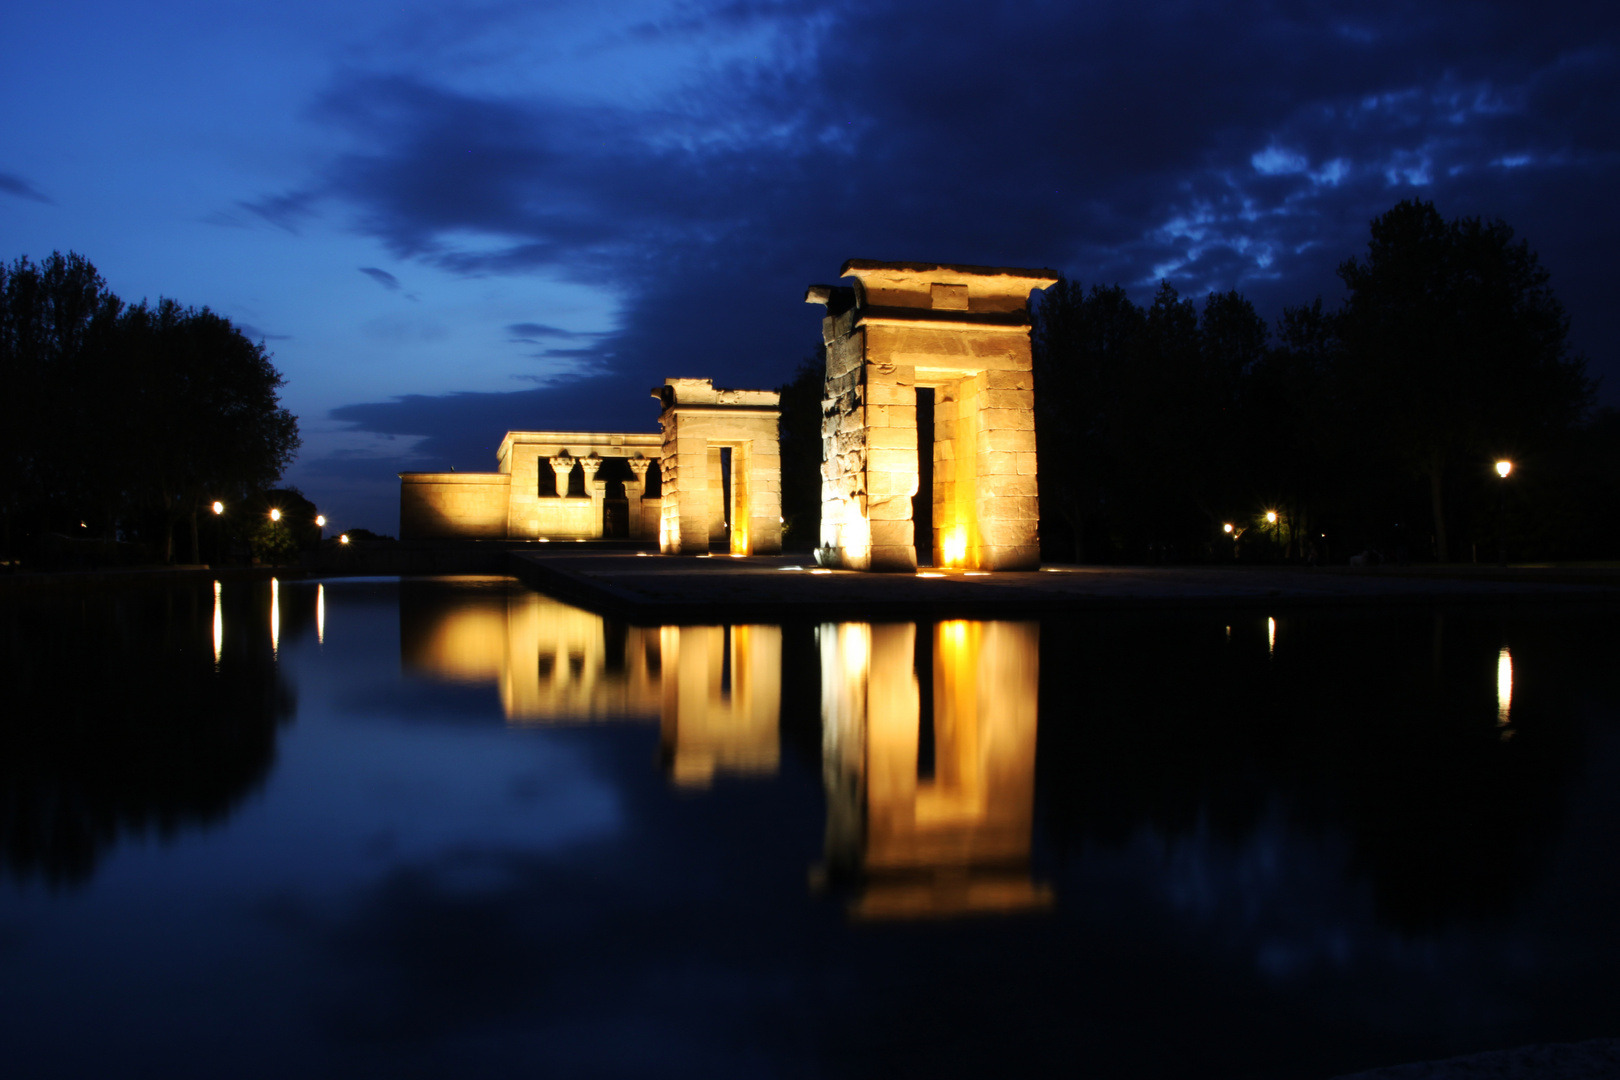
[528,496,599,539]
[399,472,511,539]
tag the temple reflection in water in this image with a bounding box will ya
[399,579,1045,917]
[818,620,1049,919]
[399,579,779,788]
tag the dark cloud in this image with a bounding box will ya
[359,266,403,291]
[287,1,1620,528]
[236,322,292,342]
[239,190,318,232]
[506,322,598,342]
[0,170,53,205]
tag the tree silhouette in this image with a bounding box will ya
[1337,200,1592,561]
[0,251,301,564]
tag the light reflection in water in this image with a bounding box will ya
[316,583,325,645]
[1268,616,1276,655]
[819,619,1049,920]
[269,577,280,658]
[212,580,222,665]
[1498,647,1513,726]
[400,582,780,787]
[660,624,781,787]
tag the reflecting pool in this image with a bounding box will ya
[2,577,1619,1078]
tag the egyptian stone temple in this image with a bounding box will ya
[807,260,1058,572]
[398,378,783,556]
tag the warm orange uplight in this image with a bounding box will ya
[1496,460,1513,478]
[1497,647,1513,725]
[269,508,281,522]
[940,527,967,568]
[1265,511,1277,524]
[212,501,224,515]
[917,572,944,578]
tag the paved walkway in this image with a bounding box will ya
[508,552,1620,621]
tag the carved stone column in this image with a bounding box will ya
[549,453,575,498]
[581,453,605,536]
[626,455,652,538]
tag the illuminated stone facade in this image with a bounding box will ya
[400,431,663,541]
[807,260,1058,571]
[653,378,783,555]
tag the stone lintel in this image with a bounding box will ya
[854,307,1033,331]
[496,430,661,464]
[663,404,781,418]
[840,260,1060,314]
[653,377,781,410]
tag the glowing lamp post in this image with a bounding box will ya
[315,514,326,541]
[212,501,224,515]
[269,508,281,522]
[1495,460,1512,567]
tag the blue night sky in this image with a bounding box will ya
[4,1,1617,535]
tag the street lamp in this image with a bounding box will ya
[212,501,224,515]
[1222,523,1234,534]
[1265,510,1278,524]
[1495,460,1513,566]
[269,508,281,522]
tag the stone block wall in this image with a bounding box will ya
[655,378,783,555]
[807,260,1057,572]
[499,431,662,541]
[399,472,512,539]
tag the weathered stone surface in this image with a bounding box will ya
[401,430,665,541]
[655,377,783,556]
[808,259,1055,571]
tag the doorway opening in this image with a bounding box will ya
[913,388,935,567]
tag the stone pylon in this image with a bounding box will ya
[807,260,1058,571]
[652,378,783,555]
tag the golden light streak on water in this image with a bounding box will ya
[1498,647,1513,726]
[316,583,325,645]
[1268,617,1276,655]
[212,580,222,665]
[270,578,280,659]
[817,619,1048,919]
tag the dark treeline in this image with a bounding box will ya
[1033,199,1612,564]
[1,252,301,566]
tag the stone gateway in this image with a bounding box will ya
[807,259,1058,571]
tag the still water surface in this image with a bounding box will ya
[2,577,1618,1078]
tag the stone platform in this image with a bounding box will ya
[506,552,1620,623]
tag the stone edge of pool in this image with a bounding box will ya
[505,552,1620,624]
